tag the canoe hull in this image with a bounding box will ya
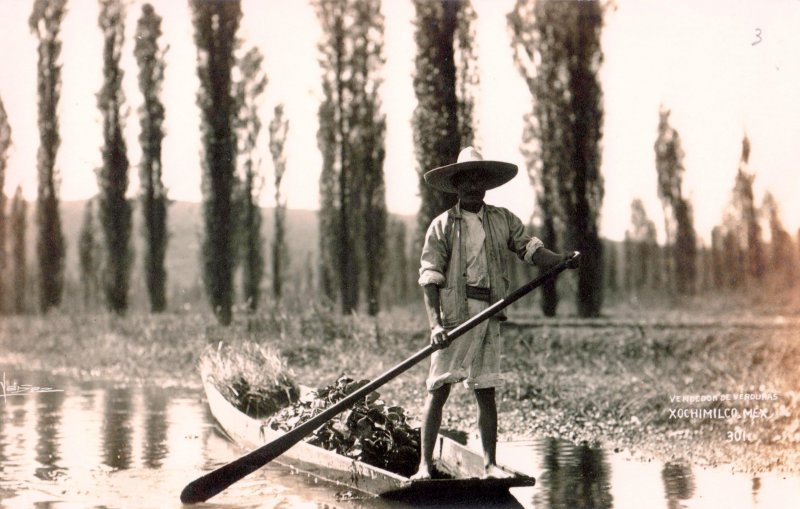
[202,375,535,499]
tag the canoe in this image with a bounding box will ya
[201,374,535,504]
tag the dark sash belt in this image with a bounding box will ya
[465,285,491,302]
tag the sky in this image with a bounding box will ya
[1,0,799,244]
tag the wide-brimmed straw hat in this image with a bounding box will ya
[423,147,518,194]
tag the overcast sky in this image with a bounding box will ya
[1,0,798,243]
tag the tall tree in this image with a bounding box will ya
[797,228,800,274]
[30,0,67,312]
[304,251,316,297]
[134,3,169,312]
[710,226,726,290]
[10,186,27,313]
[97,0,132,313]
[317,77,337,304]
[453,1,478,149]
[385,218,411,307]
[0,97,10,313]
[314,0,387,315]
[672,199,697,292]
[508,2,569,316]
[696,243,714,294]
[622,232,633,294]
[625,199,658,293]
[604,240,619,298]
[412,0,477,252]
[78,198,102,308]
[532,108,562,317]
[510,0,606,317]
[269,104,289,302]
[762,191,795,285]
[356,0,388,316]
[731,135,764,283]
[723,227,745,288]
[654,107,697,295]
[234,47,267,312]
[190,0,242,325]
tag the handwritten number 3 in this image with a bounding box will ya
[752,28,762,46]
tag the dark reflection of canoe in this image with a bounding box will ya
[202,375,535,505]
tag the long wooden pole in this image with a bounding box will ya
[180,252,579,504]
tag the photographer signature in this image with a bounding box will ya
[1,372,63,403]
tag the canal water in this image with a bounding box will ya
[0,367,797,509]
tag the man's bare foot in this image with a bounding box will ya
[410,464,434,481]
[483,464,512,479]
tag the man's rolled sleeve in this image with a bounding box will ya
[418,269,446,287]
[523,237,544,264]
[418,219,449,287]
[505,209,544,264]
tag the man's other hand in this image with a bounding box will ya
[563,252,579,269]
[533,248,564,271]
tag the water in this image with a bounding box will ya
[0,367,797,509]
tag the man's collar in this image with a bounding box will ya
[450,201,487,219]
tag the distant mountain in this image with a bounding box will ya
[50,200,415,290]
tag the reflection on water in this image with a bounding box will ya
[142,387,168,469]
[662,462,695,509]
[34,378,64,482]
[524,438,612,509]
[752,476,761,506]
[0,367,799,509]
[0,369,211,509]
[103,387,133,470]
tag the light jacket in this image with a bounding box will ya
[419,203,543,328]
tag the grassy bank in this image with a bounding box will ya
[1,301,798,475]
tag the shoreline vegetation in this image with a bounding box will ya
[1,293,799,476]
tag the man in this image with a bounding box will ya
[413,147,574,479]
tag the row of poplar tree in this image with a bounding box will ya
[0,0,293,324]
[4,1,792,324]
[616,122,799,301]
[0,0,609,324]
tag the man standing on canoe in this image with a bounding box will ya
[413,147,575,479]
